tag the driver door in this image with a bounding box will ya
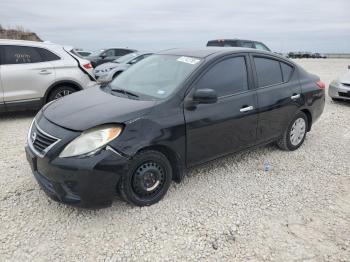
[184,54,258,166]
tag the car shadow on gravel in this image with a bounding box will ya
[0,110,37,120]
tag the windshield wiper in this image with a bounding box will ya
[111,88,139,99]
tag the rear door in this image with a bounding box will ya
[251,54,301,142]
[0,45,56,103]
[184,54,258,166]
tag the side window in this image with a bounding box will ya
[103,49,115,57]
[241,41,254,48]
[254,42,269,51]
[116,49,132,56]
[280,62,293,81]
[254,57,283,87]
[3,45,42,64]
[196,56,248,97]
[37,48,60,61]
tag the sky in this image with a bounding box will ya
[1,0,350,53]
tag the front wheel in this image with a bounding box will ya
[118,150,172,206]
[277,112,308,151]
[48,86,77,102]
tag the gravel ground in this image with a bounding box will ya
[1,59,350,262]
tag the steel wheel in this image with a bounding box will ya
[132,161,165,199]
[290,117,306,146]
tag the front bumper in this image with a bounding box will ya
[329,82,350,100]
[94,72,113,83]
[26,145,128,208]
[25,115,129,208]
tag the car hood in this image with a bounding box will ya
[95,62,119,71]
[43,87,157,131]
[339,71,350,84]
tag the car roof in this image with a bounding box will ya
[0,39,61,47]
[157,47,270,58]
[207,39,262,43]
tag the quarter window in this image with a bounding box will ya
[3,45,42,64]
[280,62,293,81]
[37,48,60,61]
[254,57,283,87]
[196,56,248,97]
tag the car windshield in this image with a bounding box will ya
[113,53,138,63]
[110,54,202,99]
[90,49,105,56]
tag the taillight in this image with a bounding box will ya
[83,63,93,69]
[316,81,325,89]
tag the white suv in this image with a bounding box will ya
[0,40,97,112]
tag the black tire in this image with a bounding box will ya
[48,86,77,102]
[277,112,308,151]
[118,150,172,206]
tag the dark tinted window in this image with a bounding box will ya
[3,45,42,64]
[207,40,239,47]
[37,48,60,61]
[242,41,254,48]
[103,49,115,57]
[254,57,283,87]
[254,42,270,51]
[115,49,133,56]
[196,56,248,97]
[280,62,293,81]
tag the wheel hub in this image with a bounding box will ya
[132,162,164,197]
[290,118,306,146]
[54,90,72,99]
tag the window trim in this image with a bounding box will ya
[190,53,253,100]
[250,54,295,90]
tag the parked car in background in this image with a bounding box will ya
[0,40,96,112]
[329,66,350,101]
[25,47,325,208]
[87,48,137,67]
[207,39,271,51]
[312,53,327,59]
[74,49,91,57]
[94,52,153,82]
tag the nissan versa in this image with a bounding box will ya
[25,48,325,208]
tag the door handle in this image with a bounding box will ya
[39,69,52,75]
[291,94,300,100]
[240,105,254,112]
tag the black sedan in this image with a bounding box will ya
[26,48,325,208]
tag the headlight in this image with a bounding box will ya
[59,124,123,158]
[101,67,115,73]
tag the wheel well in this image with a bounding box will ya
[301,109,312,131]
[45,81,82,103]
[136,145,184,183]
[113,71,122,78]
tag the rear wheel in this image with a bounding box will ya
[277,112,308,151]
[118,150,172,206]
[48,86,77,102]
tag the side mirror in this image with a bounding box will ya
[193,89,218,104]
[100,54,107,59]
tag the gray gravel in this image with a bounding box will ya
[1,59,350,262]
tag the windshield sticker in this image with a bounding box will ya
[177,56,200,65]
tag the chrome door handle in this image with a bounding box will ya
[291,94,300,99]
[240,105,254,112]
[39,70,52,75]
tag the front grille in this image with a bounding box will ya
[339,92,350,98]
[28,120,60,157]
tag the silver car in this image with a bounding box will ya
[329,66,350,101]
[0,40,97,112]
[94,52,152,83]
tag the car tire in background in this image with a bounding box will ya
[277,111,308,151]
[48,86,78,102]
[118,150,172,206]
